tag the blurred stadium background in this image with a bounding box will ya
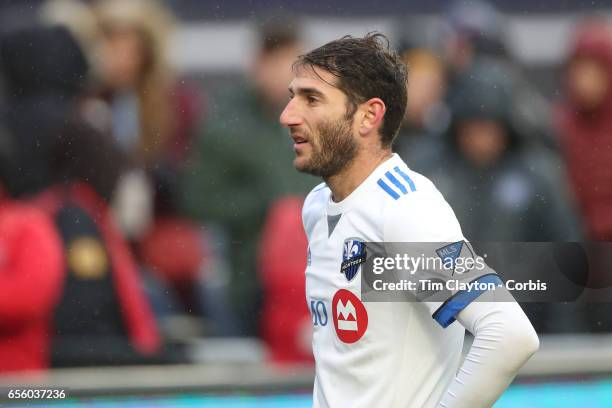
[1,0,612,406]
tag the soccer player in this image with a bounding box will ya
[279,33,539,408]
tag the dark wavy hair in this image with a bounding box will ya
[294,32,408,147]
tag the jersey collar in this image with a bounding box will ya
[326,153,402,216]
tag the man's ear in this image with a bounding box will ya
[358,98,386,136]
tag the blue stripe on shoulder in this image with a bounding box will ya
[393,166,417,192]
[377,179,400,200]
[432,274,503,328]
[384,171,408,194]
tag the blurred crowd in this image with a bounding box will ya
[0,0,611,374]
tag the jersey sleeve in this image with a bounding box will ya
[382,188,502,328]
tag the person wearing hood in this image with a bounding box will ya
[0,25,88,198]
[418,61,585,333]
[420,60,580,243]
[441,0,556,152]
[555,20,612,334]
[556,20,612,242]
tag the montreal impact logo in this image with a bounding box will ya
[341,238,367,281]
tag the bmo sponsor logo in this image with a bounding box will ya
[332,289,368,343]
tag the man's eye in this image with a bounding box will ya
[307,96,318,104]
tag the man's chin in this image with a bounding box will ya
[294,157,318,176]
[293,157,309,172]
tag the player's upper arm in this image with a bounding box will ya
[383,187,463,244]
[382,187,502,328]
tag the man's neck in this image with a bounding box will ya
[325,148,393,202]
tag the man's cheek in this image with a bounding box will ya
[309,131,321,150]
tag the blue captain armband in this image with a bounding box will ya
[432,274,504,328]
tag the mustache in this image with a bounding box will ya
[290,127,309,136]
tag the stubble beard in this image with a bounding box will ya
[294,117,358,179]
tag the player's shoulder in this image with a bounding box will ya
[373,156,440,205]
[379,159,462,241]
[302,182,330,237]
[304,182,330,210]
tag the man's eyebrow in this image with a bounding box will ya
[289,86,325,98]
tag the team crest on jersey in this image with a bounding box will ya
[435,240,475,275]
[332,289,368,343]
[341,238,367,281]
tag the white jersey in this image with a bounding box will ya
[303,153,497,408]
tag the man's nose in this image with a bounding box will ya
[279,98,302,127]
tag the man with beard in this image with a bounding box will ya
[280,33,539,408]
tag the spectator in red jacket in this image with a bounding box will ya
[556,20,612,241]
[258,196,313,364]
[0,185,64,373]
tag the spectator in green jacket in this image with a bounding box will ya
[182,18,317,335]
